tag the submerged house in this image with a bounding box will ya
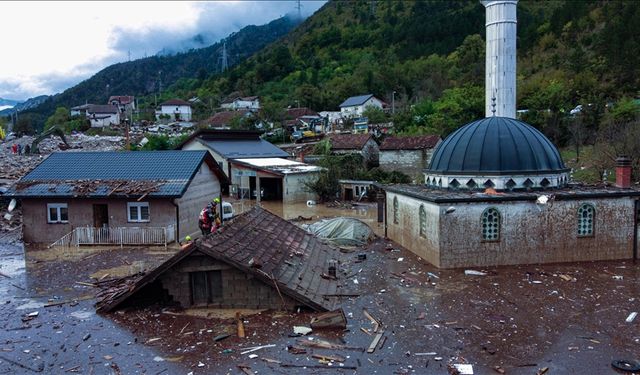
[97,207,339,312]
[328,133,379,167]
[8,151,226,246]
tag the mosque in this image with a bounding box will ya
[380,0,640,268]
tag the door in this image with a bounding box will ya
[93,204,109,228]
[190,271,222,305]
[344,188,353,201]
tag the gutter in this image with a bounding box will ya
[634,200,639,262]
[172,199,180,241]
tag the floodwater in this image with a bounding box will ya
[0,201,639,374]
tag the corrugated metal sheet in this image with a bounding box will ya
[203,139,289,158]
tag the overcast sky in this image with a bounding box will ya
[0,1,325,101]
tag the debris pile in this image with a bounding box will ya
[94,273,146,312]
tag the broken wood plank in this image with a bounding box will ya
[0,271,12,279]
[261,357,281,364]
[311,354,346,362]
[367,331,384,353]
[236,312,245,338]
[363,308,382,332]
[237,365,252,375]
[310,309,347,329]
[240,344,275,355]
[281,363,357,370]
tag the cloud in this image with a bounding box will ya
[0,1,326,100]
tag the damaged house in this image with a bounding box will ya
[8,151,226,246]
[97,207,339,312]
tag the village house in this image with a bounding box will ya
[86,104,121,127]
[206,110,252,129]
[228,158,322,203]
[379,134,441,181]
[70,104,92,117]
[156,99,192,122]
[97,207,338,312]
[328,133,379,167]
[7,150,226,246]
[177,129,320,202]
[339,94,386,118]
[108,95,136,113]
[379,0,640,269]
[220,96,260,112]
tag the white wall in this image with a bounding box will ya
[157,105,192,121]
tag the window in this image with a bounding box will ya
[127,202,150,222]
[577,204,595,236]
[47,203,69,223]
[393,197,399,224]
[419,205,427,238]
[481,208,500,241]
[190,270,222,305]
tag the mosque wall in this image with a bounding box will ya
[386,192,637,268]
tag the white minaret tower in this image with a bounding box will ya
[481,0,517,118]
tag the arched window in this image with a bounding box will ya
[393,197,399,224]
[577,204,595,236]
[481,208,500,241]
[419,205,427,238]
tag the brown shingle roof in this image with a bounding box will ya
[108,95,134,105]
[207,110,251,127]
[380,135,441,150]
[160,99,191,107]
[97,207,339,312]
[328,133,373,150]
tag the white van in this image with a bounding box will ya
[222,202,234,221]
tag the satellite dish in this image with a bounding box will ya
[8,199,16,212]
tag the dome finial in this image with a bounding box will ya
[491,95,497,116]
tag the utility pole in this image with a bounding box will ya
[220,41,229,72]
[295,0,302,19]
[392,91,396,114]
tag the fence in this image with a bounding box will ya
[50,225,175,248]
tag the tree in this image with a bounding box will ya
[14,115,35,135]
[45,107,70,131]
[362,106,387,124]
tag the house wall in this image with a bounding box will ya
[332,139,379,167]
[22,198,176,244]
[89,113,119,128]
[283,172,320,204]
[175,164,222,240]
[386,193,441,267]
[340,97,384,118]
[182,141,228,181]
[158,253,296,309]
[386,192,636,268]
[158,105,192,121]
[379,150,426,179]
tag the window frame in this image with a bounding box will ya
[47,203,69,224]
[127,202,150,223]
[481,207,501,242]
[419,204,427,238]
[577,203,595,237]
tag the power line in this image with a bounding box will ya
[295,0,302,19]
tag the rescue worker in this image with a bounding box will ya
[199,203,213,235]
[180,235,193,250]
[210,198,221,233]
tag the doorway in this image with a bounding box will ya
[93,204,109,228]
[190,270,222,305]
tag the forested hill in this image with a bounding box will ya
[24,16,300,124]
[188,0,639,142]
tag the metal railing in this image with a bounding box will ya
[49,225,175,248]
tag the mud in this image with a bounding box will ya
[0,202,639,374]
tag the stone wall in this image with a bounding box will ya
[380,150,426,181]
[283,173,320,204]
[159,252,296,310]
[385,192,441,267]
[386,192,637,268]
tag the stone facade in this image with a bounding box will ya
[158,252,296,309]
[386,191,637,268]
[380,149,435,181]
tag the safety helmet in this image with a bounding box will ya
[185,235,192,241]
[213,197,221,203]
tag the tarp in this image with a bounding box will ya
[305,217,374,246]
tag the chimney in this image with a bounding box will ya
[615,157,632,188]
[481,0,518,118]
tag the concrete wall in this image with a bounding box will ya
[385,193,441,267]
[175,164,221,240]
[379,149,427,181]
[283,173,320,204]
[385,192,637,268]
[159,252,296,309]
[22,198,176,244]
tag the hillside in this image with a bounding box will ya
[20,16,300,127]
[182,0,639,145]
